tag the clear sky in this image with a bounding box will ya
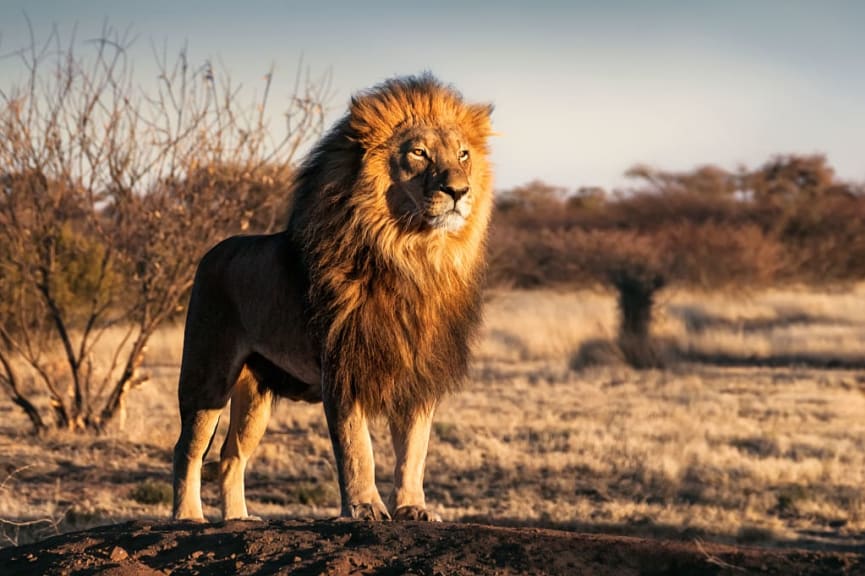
[1,0,863,191]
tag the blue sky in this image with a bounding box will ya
[1,0,863,191]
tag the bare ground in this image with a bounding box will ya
[1,518,863,576]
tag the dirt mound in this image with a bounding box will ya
[1,519,862,575]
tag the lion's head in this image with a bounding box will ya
[377,121,481,234]
[347,74,493,237]
[290,75,493,275]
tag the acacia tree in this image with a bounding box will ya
[0,25,329,433]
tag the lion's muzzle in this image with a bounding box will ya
[424,169,471,231]
[438,169,470,203]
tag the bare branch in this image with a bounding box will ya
[0,22,327,432]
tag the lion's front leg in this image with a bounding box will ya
[323,397,390,520]
[389,405,441,521]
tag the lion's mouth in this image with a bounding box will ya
[426,209,466,232]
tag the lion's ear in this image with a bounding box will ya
[347,94,376,144]
[465,103,494,139]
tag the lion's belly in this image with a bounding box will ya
[268,349,320,387]
[247,313,321,388]
[246,348,321,402]
[250,331,320,385]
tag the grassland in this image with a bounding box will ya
[2,286,864,549]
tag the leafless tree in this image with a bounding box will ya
[0,23,329,433]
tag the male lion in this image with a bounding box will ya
[172,74,494,522]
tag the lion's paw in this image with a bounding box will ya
[393,505,441,522]
[224,515,264,522]
[349,502,391,521]
[172,516,208,525]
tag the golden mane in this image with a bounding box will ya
[287,74,494,420]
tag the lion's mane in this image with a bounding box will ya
[287,75,494,420]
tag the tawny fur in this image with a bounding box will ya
[172,74,494,522]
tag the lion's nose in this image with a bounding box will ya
[441,183,469,202]
[440,171,470,202]
[439,168,469,204]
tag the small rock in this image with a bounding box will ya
[109,546,128,562]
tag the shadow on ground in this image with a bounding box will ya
[1,518,863,576]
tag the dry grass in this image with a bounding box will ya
[2,286,865,549]
[660,284,865,366]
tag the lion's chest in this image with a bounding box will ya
[325,278,475,414]
[358,279,442,347]
[329,269,458,363]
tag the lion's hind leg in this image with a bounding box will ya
[219,366,272,521]
[172,332,246,522]
[173,404,224,522]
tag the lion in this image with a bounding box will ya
[172,74,494,522]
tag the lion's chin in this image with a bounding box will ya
[426,210,467,233]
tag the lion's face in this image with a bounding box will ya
[386,125,478,233]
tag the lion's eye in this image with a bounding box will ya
[410,148,427,159]
[458,149,470,162]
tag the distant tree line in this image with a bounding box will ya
[487,155,865,366]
